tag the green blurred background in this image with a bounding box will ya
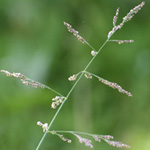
[0,0,150,150]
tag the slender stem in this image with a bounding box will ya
[75,71,82,76]
[84,39,97,51]
[44,86,64,97]
[36,38,110,150]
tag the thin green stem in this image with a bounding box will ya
[75,71,82,76]
[83,39,97,52]
[44,86,64,97]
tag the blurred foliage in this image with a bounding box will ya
[0,0,150,150]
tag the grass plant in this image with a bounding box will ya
[0,2,145,149]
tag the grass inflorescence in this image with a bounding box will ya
[0,2,145,150]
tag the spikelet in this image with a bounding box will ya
[51,96,66,109]
[68,74,77,81]
[84,72,92,79]
[113,7,120,26]
[91,50,98,56]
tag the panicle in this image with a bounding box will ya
[64,22,85,43]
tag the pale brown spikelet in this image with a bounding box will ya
[123,2,145,23]
[84,73,92,79]
[99,77,132,96]
[110,40,134,44]
[64,22,85,43]
[51,96,65,109]
[113,7,120,26]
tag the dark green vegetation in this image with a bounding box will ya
[0,0,149,150]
